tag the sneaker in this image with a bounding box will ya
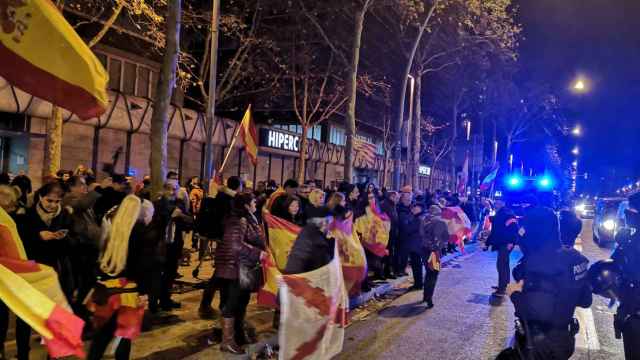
[160,300,182,310]
[422,300,434,309]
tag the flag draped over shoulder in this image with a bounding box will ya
[329,217,366,296]
[354,204,391,257]
[258,212,302,308]
[279,244,348,360]
[239,105,258,166]
[0,208,84,358]
[441,206,472,251]
[0,0,108,119]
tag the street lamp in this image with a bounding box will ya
[571,76,590,94]
[572,146,579,155]
[571,125,582,136]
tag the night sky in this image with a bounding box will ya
[518,0,640,194]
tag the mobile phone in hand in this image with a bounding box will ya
[56,229,69,237]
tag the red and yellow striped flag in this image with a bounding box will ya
[0,0,108,119]
[0,208,84,358]
[239,105,258,166]
[354,203,391,257]
[257,213,301,308]
[329,216,367,296]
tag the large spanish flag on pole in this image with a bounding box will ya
[0,208,84,358]
[239,104,258,166]
[0,0,109,119]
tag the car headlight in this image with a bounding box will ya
[603,219,616,231]
[575,204,586,212]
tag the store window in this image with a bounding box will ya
[273,124,322,141]
[123,62,137,95]
[137,67,150,98]
[108,58,122,91]
[329,127,346,146]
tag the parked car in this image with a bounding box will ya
[592,197,626,246]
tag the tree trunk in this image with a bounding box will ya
[381,150,390,188]
[392,1,439,190]
[410,75,422,189]
[344,7,367,184]
[150,0,181,196]
[296,125,309,185]
[43,106,63,178]
[450,99,458,190]
[428,159,437,191]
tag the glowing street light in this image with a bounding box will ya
[571,76,590,94]
[572,147,579,155]
[574,80,585,91]
[571,125,582,136]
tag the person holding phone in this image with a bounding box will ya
[16,181,74,299]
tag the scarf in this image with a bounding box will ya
[36,202,61,227]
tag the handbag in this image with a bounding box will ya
[238,261,263,292]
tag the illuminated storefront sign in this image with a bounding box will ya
[260,128,300,152]
[418,165,431,176]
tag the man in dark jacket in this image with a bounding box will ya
[93,174,130,223]
[486,199,519,296]
[421,205,449,308]
[63,176,102,310]
[396,190,413,276]
[284,207,334,274]
[502,206,591,360]
[407,201,427,291]
[559,207,582,248]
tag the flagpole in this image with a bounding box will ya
[203,0,221,187]
[218,105,251,174]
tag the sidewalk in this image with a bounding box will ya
[3,244,478,359]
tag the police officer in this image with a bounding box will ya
[486,199,519,296]
[499,204,592,359]
[591,192,640,359]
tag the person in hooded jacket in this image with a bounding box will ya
[499,205,591,360]
[486,199,519,296]
[420,205,449,308]
[407,200,427,291]
[559,207,582,248]
[396,189,413,277]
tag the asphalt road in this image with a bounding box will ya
[339,219,626,360]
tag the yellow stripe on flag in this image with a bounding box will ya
[239,105,258,166]
[0,0,108,119]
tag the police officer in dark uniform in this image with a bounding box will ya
[590,192,640,359]
[498,204,592,360]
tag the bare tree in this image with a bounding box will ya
[150,0,181,195]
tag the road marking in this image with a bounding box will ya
[576,307,601,351]
[574,236,600,351]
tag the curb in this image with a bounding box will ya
[349,243,480,309]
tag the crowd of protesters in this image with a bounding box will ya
[0,166,495,358]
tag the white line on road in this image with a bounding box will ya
[574,235,601,351]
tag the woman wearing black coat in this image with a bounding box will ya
[17,181,74,299]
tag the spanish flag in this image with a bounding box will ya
[329,216,367,296]
[239,105,258,166]
[257,213,301,308]
[0,0,108,119]
[0,208,84,358]
[354,203,391,257]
